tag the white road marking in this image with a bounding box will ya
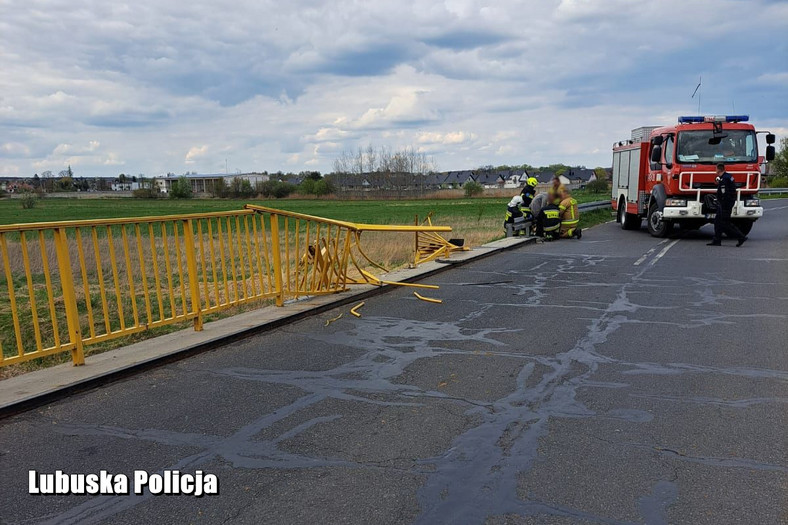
[634,239,669,266]
[650,239,680,266]
[767,205,788,211]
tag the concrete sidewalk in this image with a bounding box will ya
[0,235,536,416]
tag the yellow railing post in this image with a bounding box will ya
[414,215,419,267]
[54,228,85,366]
[183,219,203,331]
[269,214,284,306]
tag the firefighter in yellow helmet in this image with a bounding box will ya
[518,176,539,216]
[558,187,581,239]
[505,176,539,225]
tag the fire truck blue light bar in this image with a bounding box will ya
[678,115,749,123]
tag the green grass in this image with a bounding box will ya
[578,208,615,230]
[760,193,788,200]
[0,191,607,227]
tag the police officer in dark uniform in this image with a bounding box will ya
[708,163,747,247]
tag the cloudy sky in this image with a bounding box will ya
[1,0,786,178]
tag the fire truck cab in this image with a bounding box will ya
[611,115,776,237]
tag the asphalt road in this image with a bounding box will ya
[1,201,786,525]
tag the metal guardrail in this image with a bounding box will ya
[759,188,788,195]
[0,206,461,368]
[578,200,612,211]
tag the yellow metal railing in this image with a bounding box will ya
[0,206,457,367]
[413,213,469,266]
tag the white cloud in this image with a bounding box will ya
[756,72,788,85]
[185,145,209,164]
[417,131,476,145]
[53,144,71,155]
[1,142,30,156]
[0,0,785,177]
[103,152,124,166]
[0,164,21,176]
[354,90,440,129]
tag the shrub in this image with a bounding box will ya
[585,179,609,194]
[272,182,294,198]
[766,176,788,188]
[169,176,193,199]
[20,191,38,209]
[226,177,256,198]
[297,178,335,197]
[132,188,159,199]
[313,179,334,197]
[463,181,484,197]
[258,181,294,198]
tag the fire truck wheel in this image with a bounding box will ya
[647,201,672,238]
[618,202,641,230]
[732,220,754,236]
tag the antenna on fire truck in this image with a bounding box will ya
[691,75,702,114]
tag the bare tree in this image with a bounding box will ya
[40,170,54,192]
[331,144,437,195]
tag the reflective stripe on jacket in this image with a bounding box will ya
[559,197,579,226]
[542,208,561,231]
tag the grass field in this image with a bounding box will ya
[0,191,606,226]
[0,192,610,263]
[761,192,788,200]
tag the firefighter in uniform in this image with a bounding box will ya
[505,194,527,224]
[505,177,539,225]
[708,163,747,247]
[520,177,539,213]
[536,201,562,239]
[558,188,582,239]
[547,176,566,205]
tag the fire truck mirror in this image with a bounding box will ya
[766,133,776,144]
[650,145,662,163]
[766,145,775,162]
[651,136,664,146]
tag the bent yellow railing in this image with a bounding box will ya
[413,213,469,266]
[0,206,456,367]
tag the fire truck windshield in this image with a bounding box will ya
[676,130,757,164]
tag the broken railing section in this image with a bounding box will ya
[0,205,462,367]
[243,204,465,295]
[413,213,469,266]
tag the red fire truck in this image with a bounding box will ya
[611,115,776,237]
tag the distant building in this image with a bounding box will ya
[474,171,503,189]
[423,173,447,188]
[111,180,140,191]
[442,170,475,188]
[154,177,168,194]
[501,170,526,189]
[565,168,597,186]
[159,173,270,194]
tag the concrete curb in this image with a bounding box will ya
[0,235,537,418]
